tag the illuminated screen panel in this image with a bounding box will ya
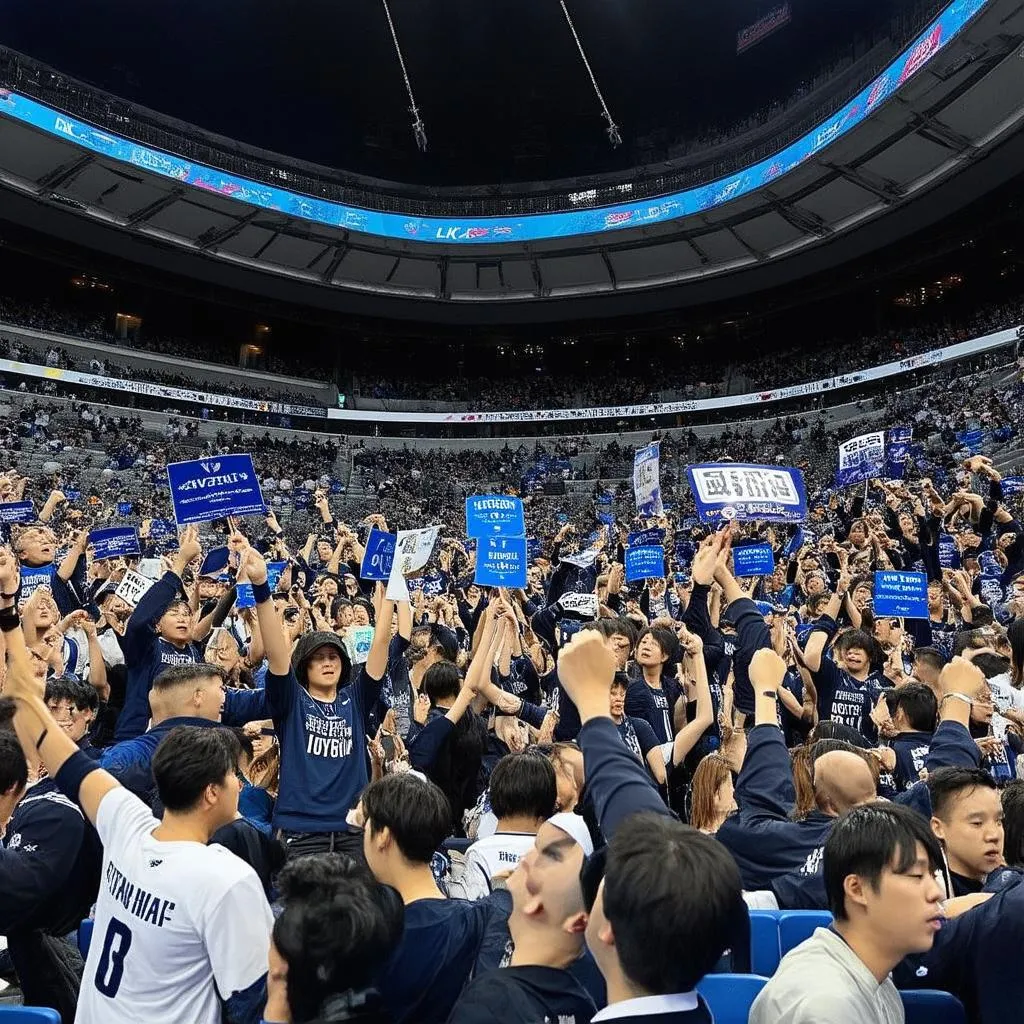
[0,0,988,245]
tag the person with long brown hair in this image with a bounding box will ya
[689,753,736,834]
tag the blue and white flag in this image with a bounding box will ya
[687,464,807,524]
[0,501,35,524]
[633,442,663,517]
[166,454,265,525]
[1001,476,1024,497]
[835,431,886,487]
[89,526,141,561]
[938,534,961,570]
[733,543,775,577]
[625,544,665,583]
[627,527,665,548]
[873,571,928,619]
[360,527,396,581]
[956,428,986,454]
[465,495,525,538]
[475,536,528,588]
[885,426,913,480]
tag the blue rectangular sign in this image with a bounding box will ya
[873,571,928,619]
[475,535,528,588]
[166,454,265,525]
[627,527,665,548]
[733,543,776,577]
[465,495,525,538]
[938,534,961,570]
[267,561,287,591]
[117,502,133,517]
[235,583,255,609]
[0,501,35,524]
[89,526,141,561]
[360,527,396,581]
[885,426,912,480]
[687,464,807,524]
[1001,476,1024,497]
[625,544,665,583]
[148,518,175,539]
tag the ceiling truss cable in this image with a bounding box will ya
[379,0,428,152]
[557,0,622,147]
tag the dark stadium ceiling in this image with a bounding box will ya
[1,0,916,186]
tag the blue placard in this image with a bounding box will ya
[200,547,230,578]
[733,543,776,577]
[625,544,665,583]
[235,583,256,609]
[885,426,913,479]
[687,464,807,524]
[475,535,528,588]
[148,518,175,540]
[873,571,928,619]
[1001,476,1024,497]
[597,512,615,526]
[527,537,542,561]
[267,561,287,591]
[89,526,141,561]
[979,574,1005,606]
[835,431,886,487]
[627,527,665,548]
[0,501,35,524]
[785,527,805,558]
[465,495,525,538]
[117,501,133,517]
[64,490,81,503]
[421,574,445,597]
[956,428,986,454]
[166,454,265,525]
[633,443,663,517]
[360,527,396,581]
[938,534,961,570]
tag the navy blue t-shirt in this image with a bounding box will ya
[812,659,887,740]
[266,662,382,833]
[617,715,659,765]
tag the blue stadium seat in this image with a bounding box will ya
[0,1008,62,1022]
[78,918,94,959]
[748,911,782,976]
[778,911,833,958]
[696,974,768,1024]
[900,990,966,1024]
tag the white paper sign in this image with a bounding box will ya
[115,569,156,608]
[560,549,599,570]
[558,592,599,618]
[386,526,440,601]
[349,625,375,664]
[138,558,164,580]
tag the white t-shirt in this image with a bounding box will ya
[76,787,272,1024]
[462,831,537,899]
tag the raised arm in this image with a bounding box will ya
[2,594,118,826]
[671,627,714,766]
[557,630,668,840]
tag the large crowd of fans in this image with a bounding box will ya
[0,307,1022,1024]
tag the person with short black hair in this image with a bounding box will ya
[555,622,747,1023]
[45,674,101,757]
[751,803,945,1024]
[912,646,944,693]
[1002,780,1024,870]
[364,773,510,1024]
[462,752,557,897]
[928,766,1004,894]
[262,854,403,1024]
[3,607,273,1024]
[887,682,938,792]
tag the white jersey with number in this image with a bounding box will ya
[76,787,272,1024]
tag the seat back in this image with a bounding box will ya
[748,911,782,976]
[900,990,967,1024]
[696,973,769,1024]
[78,918,94,959]
[0,1008,63,1023]
[778,910,832,958]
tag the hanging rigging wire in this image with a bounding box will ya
[557,0,622,147]
[379,0,428,152]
